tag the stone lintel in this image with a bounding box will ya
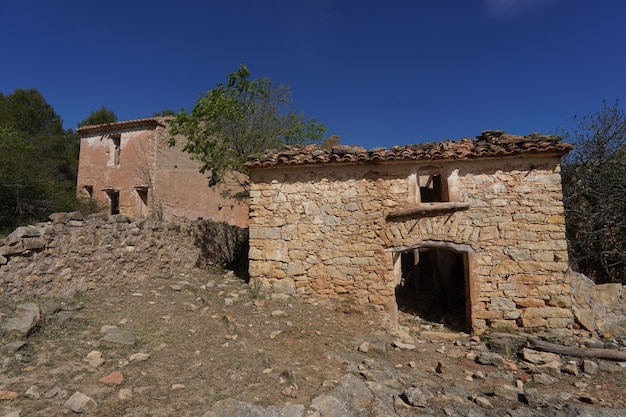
[386,202,470,220]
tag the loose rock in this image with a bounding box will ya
[402,385,433,407]
[99,371,124,385]
[583,359,599,375]
[100,327,136,345]
[391,340,415,350]
[118,388,132,400]
[24,386,40,399]
[2,303,41,338]
[64,391,97,413]
[129,352,151,362]
[476,351,504,367]
[0,391,19,400]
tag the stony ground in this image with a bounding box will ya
[0,267,625,416]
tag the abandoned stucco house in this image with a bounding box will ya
[76,118,247,227]
[246,130,574,332]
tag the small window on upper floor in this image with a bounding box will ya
[390,168,466,220]
[407,167,449,204]
[109,134,121,166]
[419,172,447,203]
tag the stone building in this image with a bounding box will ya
[76,118,247,227]
[246,130,574,332]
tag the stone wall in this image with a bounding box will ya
[248,156,573,332]
[0,212,247,300]
[570,271,626,337]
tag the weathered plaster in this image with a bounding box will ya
[77,119,247,227]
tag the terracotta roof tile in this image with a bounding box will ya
[246,130,573,169]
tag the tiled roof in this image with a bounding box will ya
[76,117,171,135]
[246,130,573,169]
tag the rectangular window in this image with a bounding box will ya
[108,191,120,215]
[406,167,453,207]
[409,167,449,204]
[137,189,148,218]
[108,134,121,166]
[419,173,446,203]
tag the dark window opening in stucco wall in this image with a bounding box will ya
[107,190,120,215]
[396,247,467,331]
[84,185,93,198]
[111,135,121,166]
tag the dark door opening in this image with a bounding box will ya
[396,247,468,331]
[108,191,120,215]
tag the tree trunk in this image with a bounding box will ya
[527,338,626,361]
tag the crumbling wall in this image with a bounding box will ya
[249,156,573,332]
[0,212,248,300]
[570,271,626,337]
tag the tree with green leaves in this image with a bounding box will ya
[78,106,117,127]
[168,64,326,199]
[559,99,626,283]
[0,126,42,226]
[0,89,64,138]
[153,109,176,117]
[0,89,79,232]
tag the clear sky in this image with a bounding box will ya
[2,0,625,149]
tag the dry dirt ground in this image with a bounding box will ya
[0,267,625,416]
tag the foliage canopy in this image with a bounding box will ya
[560,99,626,283]
[0,89,79,232]
[153,109,176,117]
[168,65,326,199]
[78,106,117,128]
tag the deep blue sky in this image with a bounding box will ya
[2,0,625,149]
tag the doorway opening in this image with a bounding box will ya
[395,245,470,331]
[135,187,149,218]
[105,190,120,215]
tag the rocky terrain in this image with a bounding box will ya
[0,267,625,416]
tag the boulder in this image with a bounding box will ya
[2,303,42,338]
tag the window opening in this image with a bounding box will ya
[419,173,445,203]
[137,189,148,218]
[107,191,120,215]
[395,247,468,331]
[83,185,94,198]
[110,135,121,166]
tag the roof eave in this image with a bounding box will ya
[246,148,572,170]
[77,117,171,136]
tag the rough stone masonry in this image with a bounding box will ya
[246,131,575,333]
[0,212,247,300]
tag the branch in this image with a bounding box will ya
[527,338,626,361]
